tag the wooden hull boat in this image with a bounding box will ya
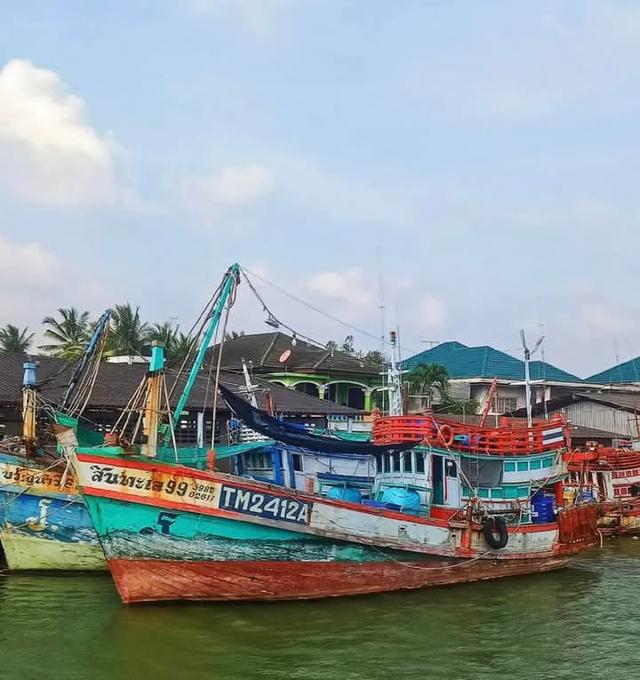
[0,452,105,571]
[73,448,598,604]
[566,446,640,537]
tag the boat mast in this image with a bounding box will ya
[22,360,38,454]
[387,330,403,416]
[141,342,165,458]
[170,264,240,435]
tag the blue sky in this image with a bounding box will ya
[1,0,639,376]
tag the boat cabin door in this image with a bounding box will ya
[432,454,460,507]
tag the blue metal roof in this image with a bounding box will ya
[402,341,582,382]
[586,357,640,384]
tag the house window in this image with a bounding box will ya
[495,397,518,413]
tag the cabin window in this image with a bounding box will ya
[416,452,425,474]
[478,488,489,499]
[445,460,457,478]
[490,488,504,499]
[504,461,516,472]
[504,486,519,499]
[530,459,542,470]
[393,455,401,473]
[462,485,471,496]
[403,452,414,473]
[517,461,528,472]
[291,453,303,472]
[542,456,554,468]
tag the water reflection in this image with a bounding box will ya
[0,543,638,680]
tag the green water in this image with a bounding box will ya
[1,542,639,680]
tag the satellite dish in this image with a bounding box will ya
[278,349,292,363]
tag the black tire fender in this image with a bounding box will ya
[482,515,509,549]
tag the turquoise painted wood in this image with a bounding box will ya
[85,495,394,564]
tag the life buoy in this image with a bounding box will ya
[436,424,454,447]
[482,515,509,549]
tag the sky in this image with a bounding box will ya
[1,0,640,378]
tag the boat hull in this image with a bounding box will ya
[108,555,569,604]
[1,527,106,571]
[0,454,106,571]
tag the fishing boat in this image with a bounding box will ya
[566,443,640,536]
[62,264,598,604]
[0,314,111,570]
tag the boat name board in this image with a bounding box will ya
[85,462,312,524]
[88,463,221,509]
[218,484,311,524]
[0,460,76,494]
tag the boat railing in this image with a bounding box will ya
[371,414,568,455]
[566,447,640,471]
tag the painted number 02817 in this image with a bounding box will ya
[219,485,310,524]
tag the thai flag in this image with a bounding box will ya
[542,427,564,446]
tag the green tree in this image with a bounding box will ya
[144,323,195,364]
[106,303,148,357]
[145,321,177,349]
[40,307,91,359]
[0,324,34,354]
[406,363,450,407]
[170,331,194,364]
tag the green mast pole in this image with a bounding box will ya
[169,263,240,435]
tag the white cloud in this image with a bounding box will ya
[307,268,373,308]
[0,234,60,287]
[0,234,118,346]
[187,0,301,34]
[419,294,447,332]
[0,59,128,208]
[180,163,274,222]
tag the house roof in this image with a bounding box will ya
[0,353,359,416]
[510,391,640,418]
[586,357,640,385]
[401,341,582,383]
[209,332,381,377]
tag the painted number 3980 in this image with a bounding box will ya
[219,485,311,524]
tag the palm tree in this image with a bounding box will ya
[106,303,148,357]
[145,321,177,349]
[406,363,450,408]
[0,324,34,354]
[170,331,194,364]
[40,307,91,359]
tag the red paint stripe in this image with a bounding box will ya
[107,556,570,603]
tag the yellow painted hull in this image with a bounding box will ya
[1,529,107,571]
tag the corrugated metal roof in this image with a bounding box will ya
[401,341,582,382]
[586,357,640,385]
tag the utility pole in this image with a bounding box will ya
[520,330,544,428]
